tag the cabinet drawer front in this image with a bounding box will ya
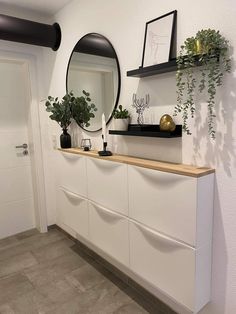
[57,188,89,239]
[56,152,87,197]
[89,202,129,266]
[129,221,195,310]
[87,158,128,215]
[128,166,197,246]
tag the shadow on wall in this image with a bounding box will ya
[40,48,58,152]
[69,120,82,147]
[193,57,236,177]
[69,120,104,151]
[111,136,182,164]
[133,72,177,117]
[41,49,58,99]
[199,183,227,314]
[115,72,182,163]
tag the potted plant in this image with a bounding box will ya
[70,90,97,128]
[113,105,130,131]
[174,29,231,138]
[45,90,97,148]
[45,93,73,148]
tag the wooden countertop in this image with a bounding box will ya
[58,148,215,178]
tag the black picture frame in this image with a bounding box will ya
[141,10,177,68]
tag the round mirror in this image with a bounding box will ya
[66,33,121,132]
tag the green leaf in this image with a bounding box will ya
[176,28,231,138]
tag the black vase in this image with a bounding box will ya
[60,128,71,148]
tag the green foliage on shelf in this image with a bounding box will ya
[113,105,130,119]
[174,29,231,138]
[45,90,97,129]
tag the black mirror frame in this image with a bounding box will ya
[66,32,121,132]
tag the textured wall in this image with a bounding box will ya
[39,0,236,313]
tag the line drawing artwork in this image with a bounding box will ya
[147,31,168,65]
[141,11,176,67]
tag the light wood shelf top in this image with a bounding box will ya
[58,148,215,178]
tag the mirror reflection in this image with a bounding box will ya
[66,33,120,132]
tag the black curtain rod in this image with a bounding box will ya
[0,14,61,50]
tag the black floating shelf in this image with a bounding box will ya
[127,53,220,78]
[109,124,182,138]
[127,59,177,78]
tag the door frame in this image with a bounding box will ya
[0,47,48,233]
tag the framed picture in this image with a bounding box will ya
[141,10,177,67]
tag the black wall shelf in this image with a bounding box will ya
[127,59,177,78]
[127,53,219,78]
[109,124,182,138]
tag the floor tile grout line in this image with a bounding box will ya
[52,224,178,314]
[0,226,177,314]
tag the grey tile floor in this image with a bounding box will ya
[0,228,177,314]
[0,228,148,314]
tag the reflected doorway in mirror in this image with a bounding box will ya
[66,33,121,132]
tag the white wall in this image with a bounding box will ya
[39,0,236,313]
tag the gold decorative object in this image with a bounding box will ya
[195,39,202,54]
[159,114,176,132]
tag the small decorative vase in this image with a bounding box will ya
[195,39,210,55]
[195,39,203,54]
[60,128,71,148]
[114,118,130,131]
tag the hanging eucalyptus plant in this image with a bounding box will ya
[174,29,231,138]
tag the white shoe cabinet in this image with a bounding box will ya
[56,149,214,314]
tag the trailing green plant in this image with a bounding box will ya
[174,29,231,138]
[70,90,97,128]
[113,105,130,119]
[45,90,97,129]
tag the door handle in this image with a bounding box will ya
[60,187,86,202]
[131,220,193,250]
[89,157,122,170]
[91,201,124,221]
[15,143,28,155]
[15,143,28,149]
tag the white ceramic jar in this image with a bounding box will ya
[114,118,130,131]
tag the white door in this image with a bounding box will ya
[0,59,36,239]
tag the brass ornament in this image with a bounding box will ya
[159,114,176,132]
